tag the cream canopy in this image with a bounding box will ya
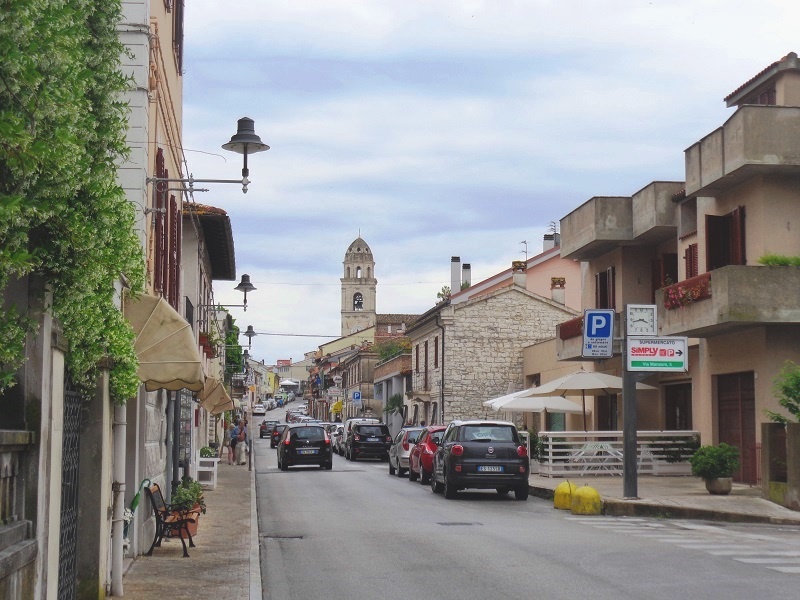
[124,294,204,393]
[199,377,234,415]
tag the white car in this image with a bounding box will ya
[252,403,266,416]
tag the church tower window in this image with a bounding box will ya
[353,293,363,311]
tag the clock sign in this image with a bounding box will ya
[626,304,657,336]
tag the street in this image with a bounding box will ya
[254,419,800,600]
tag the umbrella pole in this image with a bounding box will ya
[582,391,587,432]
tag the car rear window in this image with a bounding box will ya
[291,427,324,441]
[407,430,422,443]
[430,431,444,444]
[357,426,388,436]
[459,425,517,442]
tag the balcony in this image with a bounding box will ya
[657,265,800,337]
[685,105,800,198]
[631,181,682,243]
[559,196,632,260]
[555,312,623,361]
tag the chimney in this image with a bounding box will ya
[461,263,471,289]
[450,256,461,293]
[551,277,566,305]
[543,232,561,250]
[512,260,527,287]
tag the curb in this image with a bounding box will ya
[530,485,800,525]
[250,452,262,600]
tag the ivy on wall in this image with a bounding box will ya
[0,0,145,401]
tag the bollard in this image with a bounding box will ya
[571,484,602,515]
[553,481,577,510]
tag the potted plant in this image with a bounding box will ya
[689,443,740,495]
[171,476,206,537]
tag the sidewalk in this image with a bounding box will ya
[529,473,800,525]
[120,458,260,599]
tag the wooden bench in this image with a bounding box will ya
[143,483,201,558]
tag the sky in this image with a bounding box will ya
[181,1,799,366]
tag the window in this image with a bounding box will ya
[356,266,362,278]
[415,345,419,373]
[595,267,615,309]
[651,254,678,302]
[706,206,746,271]
[746,86,776,106]
[173,0,185,73]
[153,147,181,310]
[684,243,699,278]
[353,293,363,311]
[433,336,439,368]
[423,341,429,390]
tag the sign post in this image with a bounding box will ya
[352,390,362,409]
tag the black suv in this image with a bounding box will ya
[345,423,392,461]
[430,420,529,500]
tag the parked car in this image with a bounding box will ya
[388,427,424,477]
[408,425,447,484]
[252,403,266,416]
[277,424,333,470]
[430,420,529,500]
[259,420,279,439]
[345,423,392,461]
[270,424,288,448]
[331,424,345,455]
[266,398,276,410]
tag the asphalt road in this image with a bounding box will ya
[254,418,799,600]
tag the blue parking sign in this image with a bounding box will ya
[582,309,614,358]
[352,391,361,401]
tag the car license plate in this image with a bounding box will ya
[297,449,318,455]
[477,465,504,473]
[368,437,379,442]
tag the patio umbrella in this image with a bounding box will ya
[523,369,656,431]
[490,395,589,414]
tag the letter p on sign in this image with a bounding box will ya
[589,314,609,336]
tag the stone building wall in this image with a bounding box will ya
[444,289,576,422]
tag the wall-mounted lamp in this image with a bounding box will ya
[198,274,256,313]
[147,117,269,194]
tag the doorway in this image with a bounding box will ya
[664,383,692,430]
[717,372,756,484]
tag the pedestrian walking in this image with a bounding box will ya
[229,420,241,465]
[235,420,248,465]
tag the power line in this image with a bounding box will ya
[252,332,340,338]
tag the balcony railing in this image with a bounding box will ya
[559,315,583,340]
[0,430,34,525]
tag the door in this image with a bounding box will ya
[717,372,756,484]
[664,383,692,430]
[596,394,618,431]
[58,375,83,600]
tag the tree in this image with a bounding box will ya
[767,361,800,424]
[384,393,404,415]
[436,286,451,302]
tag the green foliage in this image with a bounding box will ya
[199,446,217,458]
[758,254,800,267]
[384,393,404,414]
[436,286,451,302]
[0,0,145,400]
[766,361,800,424]
[225,323,243,376]
[172,476,206,513]
[374,338,410,362]
[689,443,740,481]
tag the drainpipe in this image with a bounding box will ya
[436,315,445,424]
[172,391,181,495]
[111,402,127,596]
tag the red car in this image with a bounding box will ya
[408,425,446,484]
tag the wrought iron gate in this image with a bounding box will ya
[57,376,83,600]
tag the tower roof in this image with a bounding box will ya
[345,237,373,260]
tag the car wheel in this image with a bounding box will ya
[443,472,458,499]
[279,457,288,472]
[389,461,396,475]
[397,467,406,477]
[496,487,510,496]
[430,471,444,494]
[408,466,418,482]
[514,486,529,501]
[420,467,430,485]
[325,460,333,470]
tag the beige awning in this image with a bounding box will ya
[199,377,234,415]
[124,294,204,393]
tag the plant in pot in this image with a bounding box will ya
[689,443,740,495]
[171,476,206,538]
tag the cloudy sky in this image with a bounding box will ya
[181,1,798,365]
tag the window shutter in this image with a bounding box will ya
[608,267,616,310]
[154,149,166,295]
[730,206,746,266]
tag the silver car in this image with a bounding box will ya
[388,427,424,477]
[331,424,345,455]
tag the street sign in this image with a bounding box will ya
[582,309,614,358]
[627,337,688,372]
[352,390,362,407]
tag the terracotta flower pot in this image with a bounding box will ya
[705,477,732,495]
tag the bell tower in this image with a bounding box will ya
[341,237,377,336]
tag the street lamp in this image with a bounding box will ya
[147,117,269,194]
[198,274,257,313]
